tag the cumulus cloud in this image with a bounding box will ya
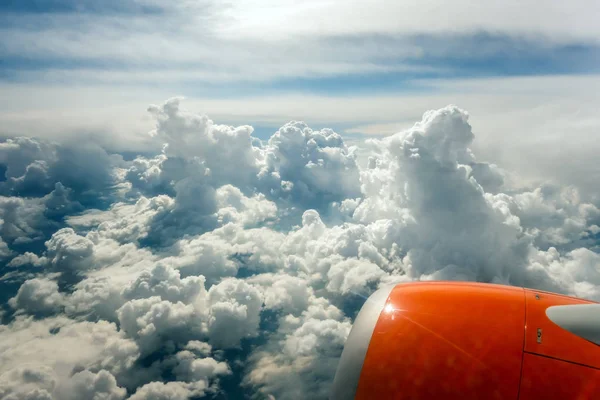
[146,98,261,191]
[0,137,119,201]
[0,196,47,245]
[9,278,64,316]
[0,317,140,398]
[244,298,351,400]
[0,365,57,400]
[260,121,361,210]
[528,247,600,301]
[128,381,196,400]
[122,264,204,305]
[205,278,262,348]
[215,185,277,227]
[247,273,311,316]
[117,296,202,356]
[45,228,96,272]
[54,370,126,400]
[1,99,600,399]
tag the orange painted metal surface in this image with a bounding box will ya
[355,282,526,400]
[523,288,600,369]
[519,352,600,399]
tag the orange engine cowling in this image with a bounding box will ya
[330,281,600,400]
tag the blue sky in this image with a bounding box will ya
[2,20,599,93]
[0,0,164,14]
[0,0,599,192]
[1,1,599,92]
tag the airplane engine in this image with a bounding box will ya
[330,281,600,399]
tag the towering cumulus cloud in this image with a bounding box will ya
[1,99,599,399]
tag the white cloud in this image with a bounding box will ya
[222,0,600,41]
[261,121,362,208]
[2,75,599,204]
[63,239,158,321]
[7,252,44,268]
[128,381,195,400]
[147,98,260,189]
[72,196,175,244]
[1,100,600,400]
[122,264,205,305]
[0,365,56,400]
[247,273,311,316]
[0,316,140,398]
[500,185,600,248]
[161,222,285,284]
[0,137,119,200]
[0,237,12,259]
[117,296,202,356]
[1,0,597,90]
[215,185,277,227]
[9,278,64,316]
[66,275,126,322]
[45,228,95,271]
[206,278,262,348]
[528,247,600,301]
[54,370,126,400]
[327,258,387,295]
[0,196,47,245]
[171,350,230,384]
[244,297,351,400]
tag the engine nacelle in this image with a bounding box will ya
[330,281,600,400]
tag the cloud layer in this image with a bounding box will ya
[1,99,599,399]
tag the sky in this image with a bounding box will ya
[0,1,600,399]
